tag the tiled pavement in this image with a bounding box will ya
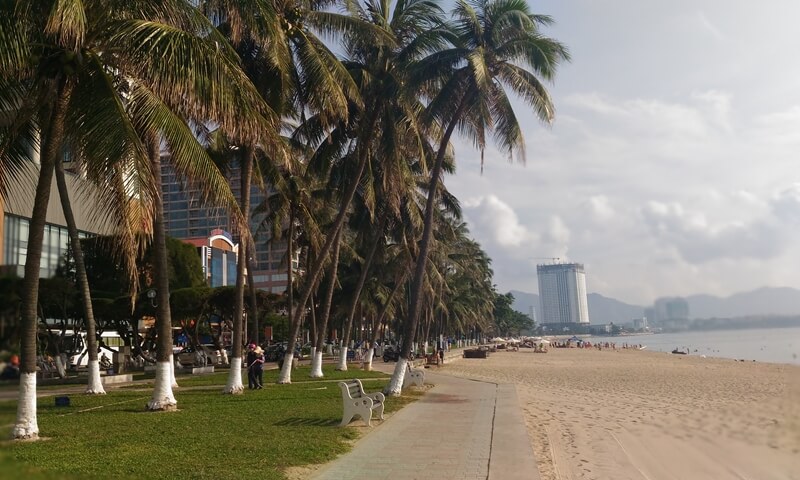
[311,359,540,480]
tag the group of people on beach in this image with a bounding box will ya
[551,340,643,350]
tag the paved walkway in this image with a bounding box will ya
[311,359,540,480]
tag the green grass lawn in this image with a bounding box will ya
[0,366,422,480]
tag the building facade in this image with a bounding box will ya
[537,263,590,325]
[1,163,106,279]
[181,229,239,287]
[159,157,289,293]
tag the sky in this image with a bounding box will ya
[445,0,800,306]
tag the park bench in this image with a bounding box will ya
[339,379,385,427]
[403,363,425,388]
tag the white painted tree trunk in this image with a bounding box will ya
[170,354,179,388]
[276,351,294,384]
[363,348,374,371]
[423,341,429,358]
[147,361,177,411]
[384,358,408,396]
[12,372,38,439]
[335,341,348,371]
[309,350,324,378]
[85,359,106,395]
[55,354,67,378]
[223,357,244,394]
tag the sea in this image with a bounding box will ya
[592,326,800,366]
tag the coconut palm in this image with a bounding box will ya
[53,156,108,394]
[389,0,569,394]
[204,0,366,388]
[276,0,448,384]
[0,0,170,439]
[2,1,277,434]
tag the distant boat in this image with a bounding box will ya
[671,348,687,355]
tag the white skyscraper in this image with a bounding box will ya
[537,263,590,324]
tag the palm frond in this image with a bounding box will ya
[44,0,87,51]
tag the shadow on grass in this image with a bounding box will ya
[273,417,339,427]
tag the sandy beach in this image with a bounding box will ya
[441,347,800,480]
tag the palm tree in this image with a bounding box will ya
[276,0,447,384]
[204,0,364,388]
[389,0,569,394]
[53,156,107,394]
[0,0,160,439]
[117,0,284,405]
[2,1,279,432]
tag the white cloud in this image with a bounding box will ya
[446,1,800,305]
[585,195,614,221]
[462,195,535,248]
[639,200,786,263]
[770,184,800,225]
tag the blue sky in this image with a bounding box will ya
[446,0,800,305]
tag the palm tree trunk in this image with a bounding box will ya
[13,79,72,440]
[388,97,469,395]
[54,156,106,394]
[146,136,178,411]
[367,268,409,372]
[336,228,381,371]
[225,146,254,394]
[247,251,259,345]
[279,107,381,384]
[279,210,295,353]
[310,229,342,378]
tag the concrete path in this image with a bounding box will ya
[311,361,540,480]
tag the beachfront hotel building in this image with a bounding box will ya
[159,157,290,293]
[180,229,239,287]
[2,162,109,279]
[537,262,590,325]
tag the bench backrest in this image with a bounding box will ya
[340,379,364,399]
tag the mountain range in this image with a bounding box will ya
[508,287,800,324]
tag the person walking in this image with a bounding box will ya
[246,343,258,389]
[251,346,265,389]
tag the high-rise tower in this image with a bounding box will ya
[159,158,289,293]
[537,263,590,324]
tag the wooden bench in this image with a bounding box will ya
[339,379,385,427]
[403,364,425,388]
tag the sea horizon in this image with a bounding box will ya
[592,325,800,366]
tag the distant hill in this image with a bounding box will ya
[508,290,540,322]
[686,287,800,319]
[508,290,645,325]
[508,286,800,323]
[587,293,646,324]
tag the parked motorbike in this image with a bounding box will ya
[382,348,414,362]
